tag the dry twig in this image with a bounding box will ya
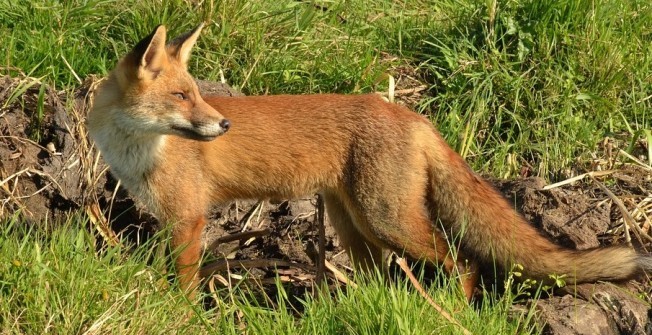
[395,257,472,335]
[590,175,652,245]
[542,170,615,190]
[199,258,316,278]
[316,194,326,288]
[324,260,357,288]
[206,228,271,251]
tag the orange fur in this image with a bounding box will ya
[88,25,651,301]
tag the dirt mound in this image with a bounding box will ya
[0,75,650,334]
[1,76,82,221]
[495,177,652,334]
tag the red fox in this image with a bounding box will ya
[88,24,651,300]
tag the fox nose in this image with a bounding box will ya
[219,119,231,132]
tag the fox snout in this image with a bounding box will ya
[170,105,231,141]
[187,116,231,141]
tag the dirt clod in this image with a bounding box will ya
[497,177,611,250]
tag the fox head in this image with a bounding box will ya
[90,24,229,141]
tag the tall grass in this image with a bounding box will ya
[1,0,649,178]
[410,0,652,177]
[0,217,540,334]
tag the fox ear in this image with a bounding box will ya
[167,23,204,66]
[131,25,167,80]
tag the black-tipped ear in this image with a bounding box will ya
[130,25,167,79]
[166,23,204,66]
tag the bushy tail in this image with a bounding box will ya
[424,133,651,284]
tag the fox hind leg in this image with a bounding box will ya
[355,167,479,300]
[323,194,384,273]
[403,213,479,301]
[396,198,479,301]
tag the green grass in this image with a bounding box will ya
[1,0,651,333]
[414,0,652,177]
[0,216,208,334]
[0,218,540,334]
[1,0,650,178]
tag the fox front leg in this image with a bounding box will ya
[170,215,208,299]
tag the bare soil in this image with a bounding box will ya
[1,75,650,334]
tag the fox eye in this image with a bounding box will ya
[172,92,188,100]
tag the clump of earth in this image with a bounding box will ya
[1,75,650,334]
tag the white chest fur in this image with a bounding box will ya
[91,120,167,215]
